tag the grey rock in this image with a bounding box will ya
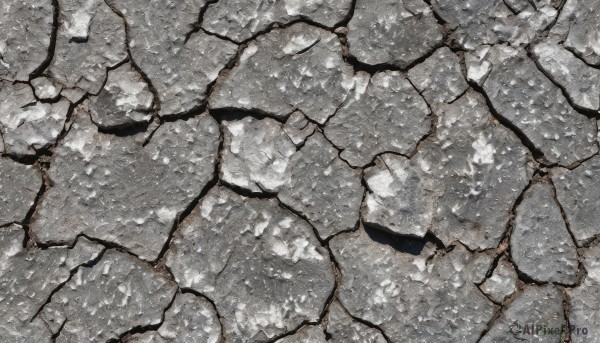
[211,23,354,124]
[283,111,316,146]
[480,256,518,303]
[221,116,296,193]
[330,228,496,342]
[278,133,363,239]
[465,45,493,85]
[408,47,469,104]
[477,44,598,166]
[324,71,431,167]
[0,158,42,226]
[582,243,600,283]
[363,153,434,238]
[552,155,600,244]
[511,182,578,285]
[550,0,600,66]
[567,244,600,343]
[165,187,335,343]
[89,63,153,129]
[31,105,220,261]
[109,0,237,117]
[431,0,558,49]
[60,87,86,103]
[274,326,327,343]
[0,81,70,157]
[347,0,442,68]
[325,301,387,343]
[40,249,177,342]
[48,0,127,95]
[157,293,221,343]
[127,332,166,343]
[480,285,565,343]
[202,0,353,42]
[0,0,53,81]
[31,77,63,101]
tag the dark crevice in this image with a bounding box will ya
[178,288,227,343]
[364,224,446,256]
[30,0,59,79]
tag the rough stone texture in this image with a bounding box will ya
[324,301,387,343]
[89,63,153,129]
[274,326,327,343]
[550,0,600,66]
[203,0,354,42]
[479,285,565,343]
[211,23,354,124]
[40,249,177,342]
[31,105,220,261]
[165,187,335,343]
[475,44,598,166]
[0,81,70,157]
[511,182,579,285]
[324,71,431,167]
[480,256,517,303]
[109,0,238,117]
[567,244,600,343]
[331,227,496,343]
[278,133,364,239]
[431,0,558,49]
[157,293,221,343]
[0,158,42,226]
[347,0,442,68]
[283,111,316,146]
[48,0,128,95]
[31,77,63,101]
[0,0,53,81]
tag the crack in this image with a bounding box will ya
[561,287,573,343]
[30,0,59,79]
[178,287,228,343]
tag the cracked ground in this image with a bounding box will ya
[1,0,600,342]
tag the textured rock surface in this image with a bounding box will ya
[0,158,42,226]
[275,326,327,343]
[511,182,578,285]
[550,0,600,66]
[480,256,517,303]
[157,293,221,343]
[325,301,387,343]
[31,105,220,261]
[567,244,600,343]
[283,111,316,146]
[31,77,63,101]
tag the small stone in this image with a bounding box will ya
[550,0,600,66]
[274,326,327,343]
[60,87,86,103]
[480,256,518,303]
[40,249,177,342]
[278,133,364,239]
[165,187,335,343]
[324,71,431,167]
[157,293,221,343]
[48,0,127,95]
[408,47,469,104]
[31,77,63,101]
[511,182,578,285]
[0,0,54,81]
[0,158,42,226]
[89,63,153,129]
[211,23,354,124]
[283,111,316,146]
[347,0,442,68]
[221,116,296,193]
[478,44,597,166]
[31,105,220,261]
[202,0,353,42]
[0,81,70,157]
[325,301,387,343]
[465,45,492,85]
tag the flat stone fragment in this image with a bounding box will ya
[48,0,127,95]
[0,81,70,157]
[511,182,579,285]
[274,326,327,343]
[221,116,296,193]
[109,0,238,117]
[550,0,600,66]
[211,23,354,124]
[430,0,558,49]
[0,158,42,226]
[567,244,600,343]
[325,301,387,343]
[89,63,153,129]
[283,111,316,146]
[552,155,600,244]
[202,0,353,42]
[465,45,493,85]
[31,105,220,261]
[480,256,518,303]
[408,47,469,104]
[324,71,431,167]
[480,285,565,343]
[363,153,434,238]
[330,228,496,342]
[347,0,442,68]
[31,77,63,101]
[157,293,221,343]
[0,0,53,81]
[165,187,335,343]
[477,44,598,166]
[0,226,103,343]
[40,249,177,343]
[278,133,364,238]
